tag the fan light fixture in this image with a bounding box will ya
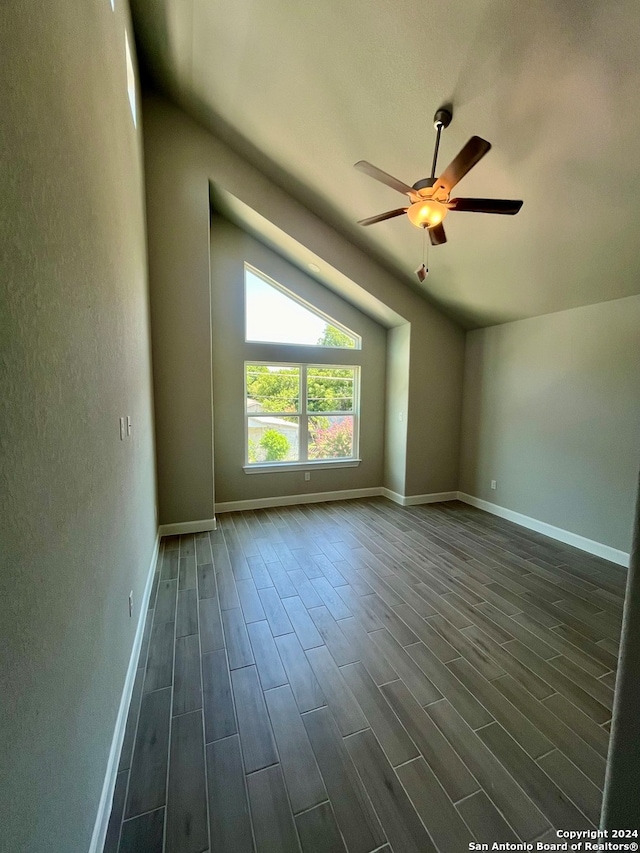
[406,199,448,229]
[353,106,523,246]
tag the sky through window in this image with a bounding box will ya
[245,267,358,347]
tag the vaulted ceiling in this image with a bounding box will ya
[131,0,640,328]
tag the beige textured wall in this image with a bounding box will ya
[0,3,157,852]
[142,94,465,513]
[460,295,640,553]
[210,219,386,503]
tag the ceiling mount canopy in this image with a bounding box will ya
[354,106,523,246]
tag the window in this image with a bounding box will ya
[245,265,360,348]
[245,363,359,468]
[242,265,362,472]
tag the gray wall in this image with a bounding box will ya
[460,295,640,553]
[602,472,640,827]
[210,219,386,503]
[143,104,215,526]
[384,325,411,495]
[405,312,466,496]
[0,4,157,852]
[142,94,465,517]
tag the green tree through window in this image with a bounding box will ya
[259,429,290,461]
[316,325,356,348]
[245,365,299,415]
[246,365,353,415]
[246,363,358,464]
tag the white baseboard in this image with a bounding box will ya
[215,487,383,513]
[382,489,458,507]
[89,531,161,853]
[457,492,630,568]
[159,518,217,536]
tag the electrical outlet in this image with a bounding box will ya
[128,591,133,617]
[304,472,311,481]
[490,480,497,490]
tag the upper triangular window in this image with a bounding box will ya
[244,265,360,349]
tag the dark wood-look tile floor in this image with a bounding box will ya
[104,499,626,853]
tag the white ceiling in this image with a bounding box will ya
[131,0,640,328]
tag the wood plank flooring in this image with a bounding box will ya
[104,498,626,853]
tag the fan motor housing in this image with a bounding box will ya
[412,178,449,203]
[412,177,437,192]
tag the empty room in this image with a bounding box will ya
[2,2,640,853]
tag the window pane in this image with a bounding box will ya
[307,367,354,413]
[308,416,354,460]
[245,268,358,347]
[248,417,300,462]
[246,365,300,413]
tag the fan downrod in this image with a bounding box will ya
[421,106,453,186]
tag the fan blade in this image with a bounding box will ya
[448,197,523,215]
[434,136,491,193]
[354,161,415,196]
[357,207,407,226]
[429,223,447,245]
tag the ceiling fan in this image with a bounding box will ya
[354,107,523,246]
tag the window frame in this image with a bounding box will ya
[244,263,362,350]
[244,361,361,473]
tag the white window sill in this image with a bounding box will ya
[244,459,361,474]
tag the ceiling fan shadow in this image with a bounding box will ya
[450,0,606,168]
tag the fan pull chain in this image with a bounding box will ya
[425,228,430,274]
[416,227,429,282]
